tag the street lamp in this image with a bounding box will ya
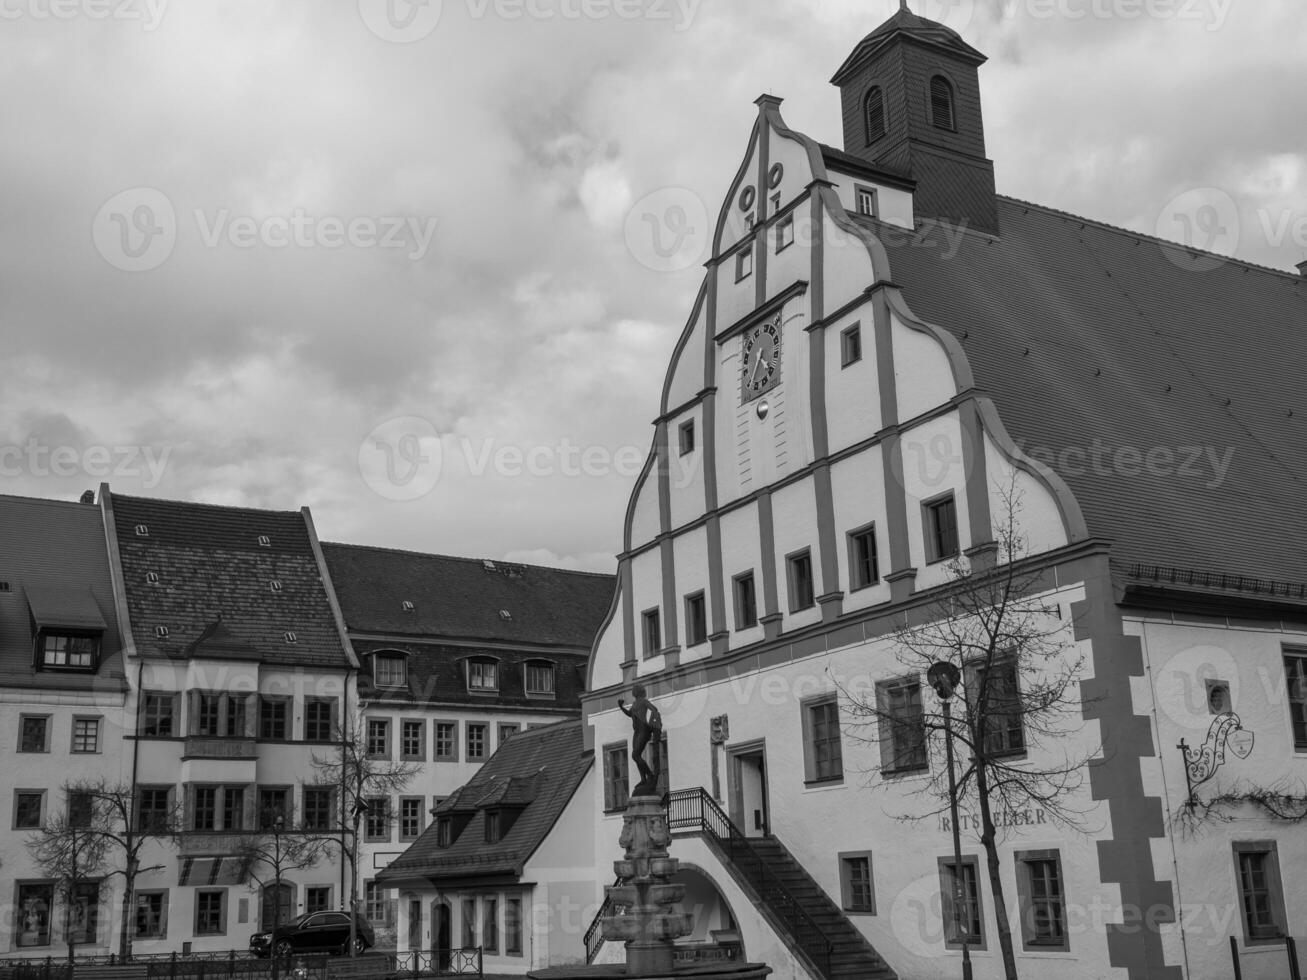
[271,813,286,980]
[348,798,371,959]
[927,661,972,980]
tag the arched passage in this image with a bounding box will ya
[671,864,744,960]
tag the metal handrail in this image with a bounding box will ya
[583,876,624,963]
[666,788,834,977]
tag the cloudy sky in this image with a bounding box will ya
[1,0,1303,571]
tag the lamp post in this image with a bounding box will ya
[927,661,972,980]
[348,798,371,959]
[271,813,285,980]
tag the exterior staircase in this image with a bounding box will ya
[665,788,897,980]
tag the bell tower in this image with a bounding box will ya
[831,2,1000,234]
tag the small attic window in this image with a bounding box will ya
[257,535,271,547]
[499,609,512,621]
[134,524,149,537]
[864,85,886,144]
[155,625,169,638]
[437,816,452,848]
[930,75,956,131]
[482,560,497,571]
[145,572,159,586]
[270,581,284,594]
[284,631,298,644]
[374,652,407,688]
[401,600,415,613]
[0,581,11,592]
[467,658,499,693]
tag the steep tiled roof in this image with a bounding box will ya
[874,198,1307,585]
[0,494,126,690]
[378,719,590,883]
[110,492,350,669]
[322,543,614,650]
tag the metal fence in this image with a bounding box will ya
[0,950,482,980]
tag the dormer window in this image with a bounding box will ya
[864,85,885,144]
[930,75,956,131]
[525,660,556,699]
[467,658,498,693]
[374,652,407,688]
[27,586,107,673]
[485,810,501,844]
[437,816,452,848]
[39,633,98,670]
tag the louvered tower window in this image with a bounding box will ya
[864,86,886,144]
[930,75,956,131]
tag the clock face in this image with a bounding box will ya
[741,316,781,401]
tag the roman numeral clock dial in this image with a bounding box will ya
[741,315,781,403]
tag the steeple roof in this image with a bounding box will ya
[831,4,985,85]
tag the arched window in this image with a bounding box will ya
[930,75,956,131]
[864,85,886,144]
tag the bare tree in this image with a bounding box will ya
[841,487,1097,980]
[309,710,419,955]
[27,787,111,971]
[239,804,328,979]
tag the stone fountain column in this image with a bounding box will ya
[600,794,693,976]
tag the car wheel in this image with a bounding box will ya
[273,939,294,959]
[351,936,368,955]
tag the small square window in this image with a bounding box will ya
[775,215,794,253]
[305,887,332,915]
[468,660,498,692]
[735,247,753,282]
[839,852,876,914]
[678,419,695,456]
[142,694,175,737]
[499,723,520,745]
[924,494,960,563]
[304,698,336,742]
[18,715,50,753]
[259,697,289,740]
[525,662,555,697]
[786,549,815,612]
[684,591,707,647]
[134,891,168,939]
[71,717,101,754]
[841,324,862,367]
[303,787,335,832]
[848,524,879,590]
[856,186,878,218]
[733,572,757,630]
[374,654,406,688]
[641,608,662,658]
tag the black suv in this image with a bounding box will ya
[249,911,375,957]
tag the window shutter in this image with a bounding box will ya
[865,86,885,143]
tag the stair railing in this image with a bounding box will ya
[665,787,833,977]
[583,876,625,964]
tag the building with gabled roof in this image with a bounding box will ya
[568,6,1307,980]
[377,718,597,973]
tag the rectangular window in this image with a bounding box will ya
[365,881,386,924]
[505,897,523,956]
[304,699,335,742]
[18,715,50,753]
[141,694,175,738]
[848,525,879,590]
[841,323,862,367]
[305,887,331,915]
[939,857,984,949]
[525,662,555,697]
[1285,651,1307,751]
[399,798,423,842]
[642,608,662,657]
[197,693,221,736]
[40,632,97,669]
[374,655,406,688]
[775,215,795,252]
[485,810,501,844]
[678,418,695,455]
[194,890,226,936]
[222,787,245,832]
[71,717,101,754]
[68,790,94,828]
[137,787,172,833]
[877,678,927,773]
[856,186,878,218]
[461,897,477,949]
[603,742,629,812]
[366,718,391,759]
[803,697,843,783]
[467,723,487,761]
[499,723,520,745]
[226,695,247,738]
[15,882,54,947]
[257,788,290,829]
[435,722,457,761]
[733,572,757,629]
[966,658,1025,758]
[1234,841,1287,943]
[259,697,289,740]
[787,549,815,612]
[839,852,875,913]
[1016,850,1068,950]
[193,787,217,831]
[468,660,498,692]
[925,494,960,563]
[365,797,390,842]
[69,881,100,945]
[436,818,451,848]
[134,891,167,939]
[303,787,335,832]
[483,897,499,955]
[685,591,707,646]
[14,790,45,830]
[401,720,424,761]
[735,247,753,282]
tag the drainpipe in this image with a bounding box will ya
[120,659,146,960]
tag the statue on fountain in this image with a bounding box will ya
[618,683,663,797]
